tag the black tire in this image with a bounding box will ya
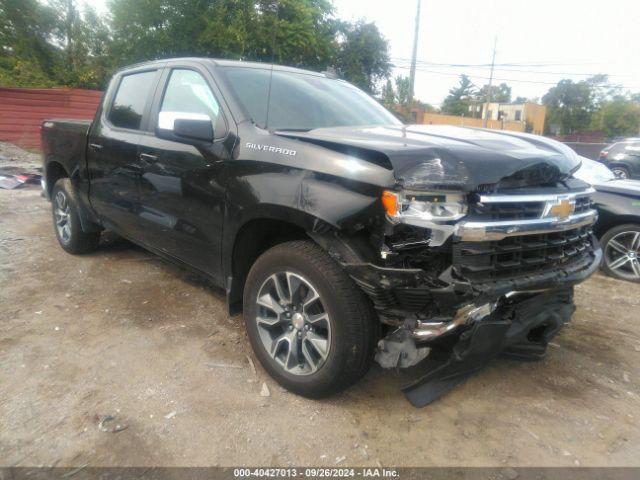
[51,178,101,254]
[600,223,640,283]
[610,166,630,179]
[243,240,377,398]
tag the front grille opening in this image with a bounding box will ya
[574,196,592,214]
[473,201,546,221]
[453,226,594,282]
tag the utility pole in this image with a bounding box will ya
[408,0,421,108]
[482,36,497,128]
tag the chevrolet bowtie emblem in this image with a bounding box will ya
[548,199,575,220]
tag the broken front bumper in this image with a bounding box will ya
[401,288,577,407]
[340,185,602,405]
[344,243,601,328]
[343,246,601,407]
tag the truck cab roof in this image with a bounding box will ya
[116,57,330,79]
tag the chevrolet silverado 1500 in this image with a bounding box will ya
[41,58,601,406]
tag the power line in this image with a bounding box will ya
[468,67,633,78]
[391,64,640,89]
[389,56,603,68]
[391,60,634,78]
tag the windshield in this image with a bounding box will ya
[219,66,401,131]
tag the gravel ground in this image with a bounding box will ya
[1,143,639,468]
[0,141,41,174]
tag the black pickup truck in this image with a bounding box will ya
[41,58,601,406]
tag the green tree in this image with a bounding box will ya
[441,75,476,116]
[479,82,511,103]
[381,78,395,110]
[542,78,598,134]
[1,0,394,93]
[514,95,540,104]
[0,0,59,86]
[78,5,114,89]
[264,0,336,69]
[543,74,640,137]
[414,99,436,112]
[395,75,410,108]
[591,95,640,138]
[108,0,337,70]
[0,0,112,88]
[48,0,112,88]
[334,20,390,93]
[378,76,434,120]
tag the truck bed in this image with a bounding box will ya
[41,119,92,192]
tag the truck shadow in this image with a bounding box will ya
[92,230,227,298]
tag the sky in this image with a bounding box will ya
[86,0,640,106]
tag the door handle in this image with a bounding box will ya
[140,153,158,163]
[89,143,103,150]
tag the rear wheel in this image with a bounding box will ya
[601,224,640,282]
[243,240,377,398]
[51,178,101,254]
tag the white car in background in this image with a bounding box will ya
[574,156,615,185]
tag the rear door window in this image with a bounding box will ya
[625,143,640,155]
[108,71,157,130]
[608,142,628,157]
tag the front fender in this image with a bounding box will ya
[223,164,384,242]
[221,163,387,312]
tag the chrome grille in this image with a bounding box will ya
[454,188,597,281]
[471,195,591,222]
[457,188,597,242]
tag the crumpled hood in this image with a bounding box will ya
[276,124,581,191]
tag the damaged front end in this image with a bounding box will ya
[279,125,603,406]
[324,169,602,407]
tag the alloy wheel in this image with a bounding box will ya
[611,168,629,179]
[255,272,331,376]
[54,191,72,243]
[605,231,640,280]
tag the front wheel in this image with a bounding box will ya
[51,178,101,254]
[243,240,377,398]
[601,224,640,282]
[611,166,630,179]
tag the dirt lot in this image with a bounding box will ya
[1,146,640,467]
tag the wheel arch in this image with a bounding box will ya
[44,160,70,199]
[595,215,640,238]
[225,208,334,315]
[607,161,633,177]
[222,167,385,315]
[45,159,102,233]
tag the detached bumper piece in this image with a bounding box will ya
[402,289,575,407]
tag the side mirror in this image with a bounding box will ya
[156,112,214,144]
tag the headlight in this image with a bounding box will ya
[382,190,468,223]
